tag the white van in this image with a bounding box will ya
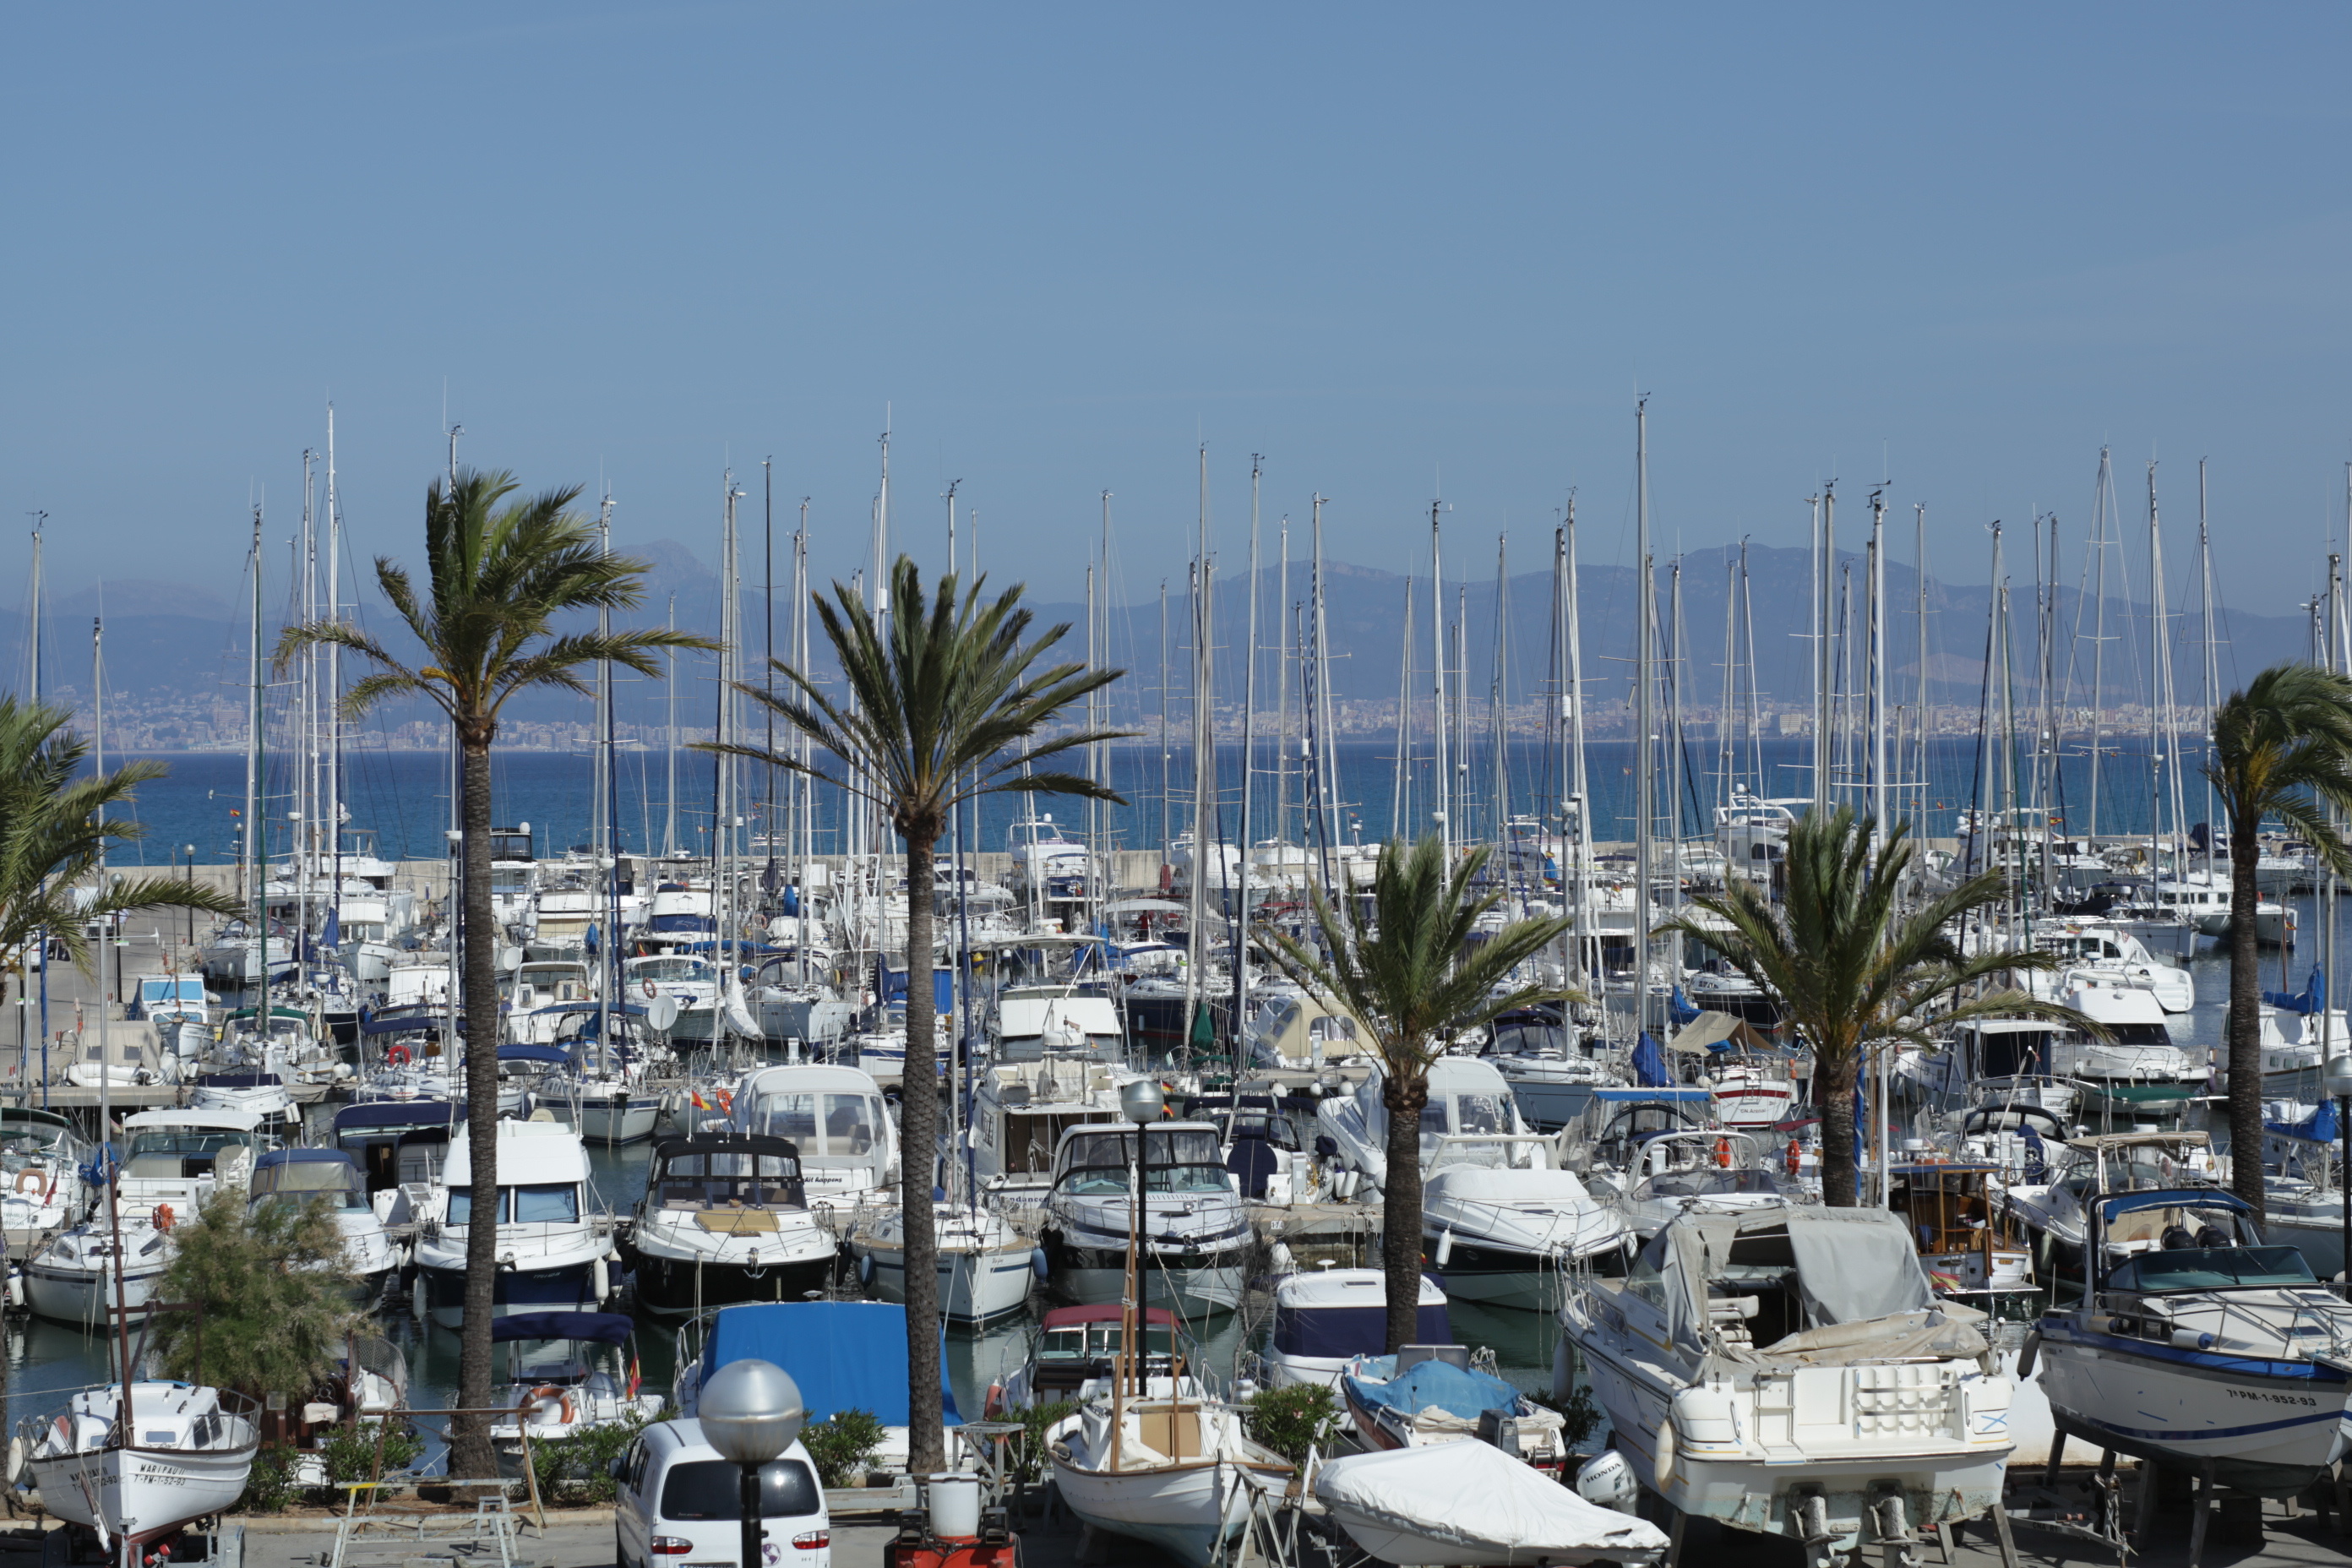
[614,1418,830,1568]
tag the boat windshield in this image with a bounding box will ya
[751,1092,885,1165]
[1487,1020,1570,1057]
[1055,1128,1228,1195]
[631,957,711,984]
[1214,1112,1298,1152]
[2109,1245,2316,1293]
[250,1161,366,1211]
[654,1147,804,1208]
[1418,1092,1513,1140]
[124,1129,260,1178]
[1038,1320,1175,1361]
[1639,1168,1779,1200]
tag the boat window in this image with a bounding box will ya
[124,1129,256,1179]
[1453,1095,1509,1135]
[658,1148,803,1207]
[1418,1102,1450,1140]
[2109,1245,2316,1293]
[1055,1128,1229,1195]
[1625,1242,1669,1309]
[658,1458,821,1521]
[514,1184,581,1223]
[2107,1023,2173,1048]
[632,957,712,983]
[755,1092,819,1146]
[251,1161,366,1209]
[823,1095,879,1157]
[1220,1113,1298,1152]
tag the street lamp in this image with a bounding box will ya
[698,1358,806,1568]
[2326,1055,2352,1294]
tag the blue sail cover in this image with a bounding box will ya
[698,1302,961,1427]
[2266,966,2327,1016]
[1668,987,1701,1029]
[1631,1032,1671,1088]
[2266,1098,2341,1145]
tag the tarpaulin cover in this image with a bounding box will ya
[1784,1207,1935,1326]
[1737,1306,1990,1367]
[1342,1356,1517,1422]
[697,1302,961,1426]
[1315,1441,1669,1565]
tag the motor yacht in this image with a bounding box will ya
[628,1135,836,1317]
[1590,1130,1790,1241]
[0,1108,90,1255]
[1477,1004,1616,1131]
[966,1054,1137,1199]
[2050,975,2208,1127]
[852,1202,1037,1325]
[248,1147,400,1302]
[1261,1268,1449,1389]
[729,1063,899,1217]
[1041,1121,1252,1318]
[411,1119,615,1326]
[1562,1206,2016,1561]
[2034,1184,2352,1495]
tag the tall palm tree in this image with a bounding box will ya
[1657,806,2099,1207]
[277,467,713,1475]
[0,694,244,1015]
[1254,833,1574,1353]
[2206,662,2352,1219]
[708,557,1125,1476]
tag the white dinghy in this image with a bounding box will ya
[1315,1440,1668,1566]
[25,1382,259,1548]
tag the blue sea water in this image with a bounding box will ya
[101,733,2195,868]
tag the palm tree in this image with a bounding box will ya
[708,557,1125,1475]
[1656,806,2099,1207]
[0,695,242,992]
[1253,834,1575,1353]
[277,467,713,1475]
[2206,662,2352,1219]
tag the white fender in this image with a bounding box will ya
[593,1256,611,1303]
[1652,1418,1675,1492]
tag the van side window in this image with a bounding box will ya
[625,1440,649,1494]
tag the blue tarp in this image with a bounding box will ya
[1631,1031,1671,1088]
[697,1302,962,1427]
[1668,987,1701,1029]
[1342,1356,1517,1421]
[493,1310,635,1346]
[2267,1098,2342,1145]
[2266,966,2328,1016]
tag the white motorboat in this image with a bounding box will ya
[1477,1004,1617,1130]
[1561,1206,2016,1560]
[1700,1051,1799,1130]
[730,1062,900,1216]
[1048,1394,1289,1567]
[852,1203,1037,1324]
[0,1108,90,1255]
[625,952,719,1043]
[1243,987,1369,1073]
[2003,1130,2223,1284]
[1591,1130,1790,1241]
[2034,1184,2352,1494]
[1313,1055,1527,1197]
[247,1148,400,1301]
[486,1310,664,1475]
[2050,975,2208,1125]
[1424,1140,1634,1308]
[966,1055,1135,1199]
[24,1214,174,1327]
[24,1382,259,1546]
[1315,1440,1668,1567]
[1042,1121,1252,1318]
[411,1119,615,1326]
[2023,918,2196,1014]
[1261,1268,1449,1389]
[1339,1345,1573,1471]
[626,1135,837,1318]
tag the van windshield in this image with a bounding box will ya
[658,1457,820,1520]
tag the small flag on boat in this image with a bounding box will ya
[626,1353,641,1399]
[689,1089,710,1112]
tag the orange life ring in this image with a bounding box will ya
[14,1168,44,1193]
[526,1386,577,1425]
[1784,1138,1802,1176]
[153,1203,174,1232]
[641,979,658,1000]
[1714,1137,1732,1169]
[386,1043,411,1066]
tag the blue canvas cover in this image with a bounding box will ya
[699,1302,962,1427]
[1631,1032,1671,1088]
[2267,1098,2341,1145]
[2266,966,2327,1015]
[1342,1356,1518,1421]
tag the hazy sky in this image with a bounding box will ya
[6,4,2349,622]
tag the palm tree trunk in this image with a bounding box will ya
[1379,1067,1430,1353]
[1819,1047,1859,1207]
[2227,811,2266,1219]
[450,732,502,1479]
[899,830,945,1474]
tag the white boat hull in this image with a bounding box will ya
[1054,1260,1244,1319]
[568,1095,662,1145]
[1049,1454,1255,1568]
[862,1241,1035,1323]
[2037,1321,2352,1491]
[25,1260,166,1327]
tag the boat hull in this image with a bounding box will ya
[628,1248,836,1318]
[568,1095,662,1145]
[2037,1321,2352,1494]
[1049,1454,1255,1568]
[25,1260,166,1328]
[416,1258,599,1329]
[1434,1236,1629,1311]
[862,1241,1034,1323]
[30,1444,254,1544]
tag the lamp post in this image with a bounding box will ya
[697,1358,805,1568]
[1116,1078,1162,1414]
[2327,1056,2352,1295]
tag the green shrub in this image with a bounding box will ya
[237,1446,298,1514]
[525,1414,649,1505]
[318,1421,427,1490]
[799,1409,886,1489]
[1004,1400,1077,1489]
[1527,1381,1601,1449]
[1245,1383,1342,1466]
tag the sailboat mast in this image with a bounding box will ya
[1430,502,1447,855]
[1635,399,1653,1037]
[1814,484,1835,818]
[1870,490,1887,832]
[2088,449,2112,843]
[248,503,268,1019]
[325,407,344,924]
[1235,459,1260,1054]
[1392,578,1413,839]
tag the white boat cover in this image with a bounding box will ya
[1315,1441,1669,1564]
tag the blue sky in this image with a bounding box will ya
[4,4,2349,620]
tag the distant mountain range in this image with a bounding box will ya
[5,537,2309,738]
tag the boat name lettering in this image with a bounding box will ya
[2224,1389,2317,1407]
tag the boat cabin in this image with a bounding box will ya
[1025,1303,1181,1402]
[645,1136,806,1212]
[331,1099,459,1195]
[248,1147,370,1216]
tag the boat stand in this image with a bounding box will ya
[1990,1430,2126,1568]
